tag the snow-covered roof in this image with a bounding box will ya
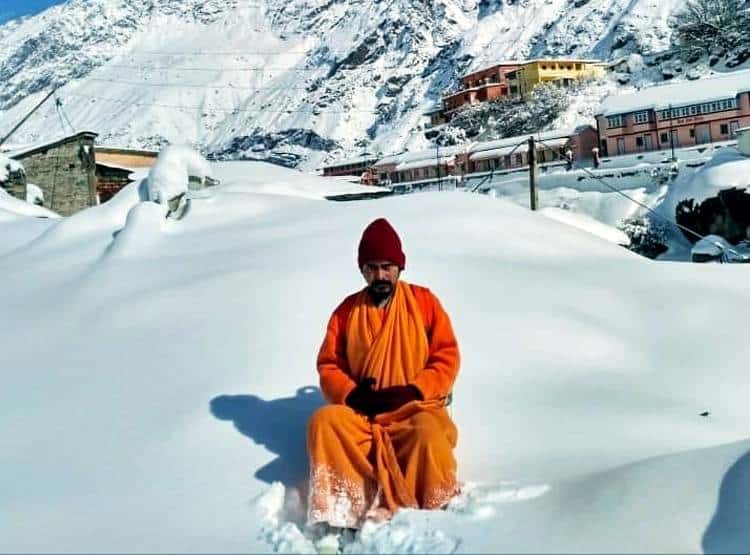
[7,131,98,159]
[599,69,750,116]
[470,136,569,161]
[395,155,455,171]
[374,144,471,170]
[94,146,159,155]
[321,154,379,169]
[468,128,578,158]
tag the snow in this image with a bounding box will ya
[146,144,211,204]
[599,69,750,116]
[658,145,750,219]
[0,184,58,221]
[0,151,23,182]
[1,161,750,552]
[539,207,631,246]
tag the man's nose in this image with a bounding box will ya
[374,267,389,279]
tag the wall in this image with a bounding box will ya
[19,137,97,216]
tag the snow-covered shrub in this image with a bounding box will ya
[435,82,572,144]
[146,145,212,206]
[675,188,750,244]
[669,0,750,65]
[620,217,669,259]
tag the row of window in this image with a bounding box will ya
[659,98,738,120]
[607,97,740,128]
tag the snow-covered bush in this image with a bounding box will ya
[146,145,212,206]
[435,82,571,144]
[620,217,669,259]
[669,0,750,65]
[675,188,750,244]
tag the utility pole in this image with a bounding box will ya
[435,141,442,190]
[528,136,538,210]
[668,103,676,162]
[0,87,58,148]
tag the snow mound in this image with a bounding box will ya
[660,146,750,217]
[540,207,631,246]
[213,161,389,200]
[0,185,58,220]
[146,145,211,205]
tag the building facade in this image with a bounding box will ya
[372,126,597,186]
[9,131,98,216]
[456,126,598,175]
[321,154,379,178]
[442,62,521,115]
[508,59,606,99]
[596,70,750,156]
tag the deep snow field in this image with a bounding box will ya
[1,161,749,553]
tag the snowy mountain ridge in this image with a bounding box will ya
[0,0,689,169]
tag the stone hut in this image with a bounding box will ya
[9,131,98,216]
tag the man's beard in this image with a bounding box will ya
[368,280,393,304]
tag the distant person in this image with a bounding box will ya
[592,147,601,169]
[307,218,460,534]
[565,148,574,171]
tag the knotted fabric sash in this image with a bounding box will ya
[345,280,446,511]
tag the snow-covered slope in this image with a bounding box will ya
[0,0,693,170]
[1,162,749,552]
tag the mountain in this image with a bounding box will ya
[0,0,690,170]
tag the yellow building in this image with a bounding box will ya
[508,59,606,99]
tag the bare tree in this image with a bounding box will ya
[671,0,750,60]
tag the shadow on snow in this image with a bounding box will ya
[210,386,325,488]
[702,447,750,554]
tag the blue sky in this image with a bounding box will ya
[0,0,67,25]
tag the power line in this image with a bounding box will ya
[533,137,743,260]
[61,91,382,114]
[97,62,404,73]
[85,77,320,91]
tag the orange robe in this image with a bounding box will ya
[307,281,460,528]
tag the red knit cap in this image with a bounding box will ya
[357,218,406,270]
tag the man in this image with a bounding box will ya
[307,217,461,531]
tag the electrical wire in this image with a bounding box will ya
[533,137,744,262]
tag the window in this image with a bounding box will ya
[720,123,729,134]
[607,115,624,128]
[633,111,650,124]
[660,132,669,143]
[541,65,547,70]
[515,153,523,165]
[690,106,697,115]
[504,155,511,167]
[636,137,644,147]
[689,129,695,138]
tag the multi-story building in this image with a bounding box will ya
[456,126,598,175]
[442,62,521,116]
[321,154,379,178]
[507,59,606,99]
[596,69,750,156]
[372,126,598,187]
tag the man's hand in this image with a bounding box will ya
[345,377,378,416]
[371,384,423,414]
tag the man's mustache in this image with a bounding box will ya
[370,280,393,289]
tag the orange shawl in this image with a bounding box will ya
[345,281,448,509]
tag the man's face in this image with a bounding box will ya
[361,259,401,296]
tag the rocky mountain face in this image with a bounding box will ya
[0,0,691,169]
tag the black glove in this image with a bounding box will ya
[345,377,378,416]
[370,384,423,414]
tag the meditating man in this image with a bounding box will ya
[307,217,461,530]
